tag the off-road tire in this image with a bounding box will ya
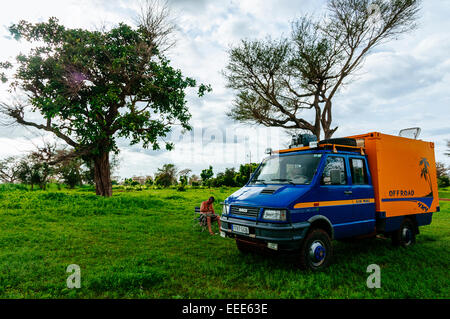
[298,228,333,271]
[391,218,416,247]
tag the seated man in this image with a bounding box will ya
[288,165,309,184]
[200,196,221,235]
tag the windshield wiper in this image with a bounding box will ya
[270,178,295,185]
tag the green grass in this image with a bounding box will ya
[439,186,450,199]
[0,186,449,299]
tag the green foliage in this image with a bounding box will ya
[200,166,214,186]
[2,18,207,152]
[0,183,29,192]
[212,168,238,187]
[438,176,450,188]
[58,159,83,189]
[1,17,210,196]
[123,178,133,186]
[16,159,52,190]
[179,175,188,187]
[145,177,154,187]
[234,163,260,186]
[155,164,177,188]
[191,181,200,187]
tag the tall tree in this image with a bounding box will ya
[200,165,214,186]
[224,0,421,140]
[436,162,449,179]
[178,168,192,186]
[0,8,210,197]
[155,163,178,187]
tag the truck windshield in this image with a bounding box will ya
[250,153,323,185]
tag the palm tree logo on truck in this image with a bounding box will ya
[419,158,433,197]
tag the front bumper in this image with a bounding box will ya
[220,215,310,251]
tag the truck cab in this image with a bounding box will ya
[220,133,437,271]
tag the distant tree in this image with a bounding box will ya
[438,176,450,188]
[16,157,52,191]
[58,157,83,189]
[234,163,260,186]
[179,175,188,186]
[0,156,20,184]
[436,162,449,179]
[145,176,154,186]
[155,164,177,187]
[213,168,238,187]
[0,6,210,197]
[224,0,422,140]
[189,174,200,186]
[131,180,141,187]
[178,168,191,186]
[200,166,214,186]
[124,178,133,186]
[446,140,450,157]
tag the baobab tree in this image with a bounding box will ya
[224,0,422,140]
[0,1,210,197]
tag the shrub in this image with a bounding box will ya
[438,176,450,188]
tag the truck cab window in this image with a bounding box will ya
[322,157,347,185]
[250,154,322,185]
[350,158,368,185]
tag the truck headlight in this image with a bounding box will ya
[263,209,287,221]
[222,204,229,215]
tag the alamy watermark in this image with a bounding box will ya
[67,264,81,289]
[366,264,381,289]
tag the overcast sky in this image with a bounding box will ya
[0,0,449,179]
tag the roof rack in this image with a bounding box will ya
[319,144,365,155]
[276,143,365,155]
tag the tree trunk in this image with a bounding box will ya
[93,151,112,197]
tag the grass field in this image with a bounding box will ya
[0,185,449,299]
[439,186,450,200]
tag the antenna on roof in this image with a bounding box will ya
[399,127,421,139]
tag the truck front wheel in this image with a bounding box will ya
[298,229,333,271]
[391,218,416,247]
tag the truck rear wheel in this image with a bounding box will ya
[391,218,416,247]
[298,228,332,271]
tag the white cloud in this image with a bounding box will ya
[0,0,449,178]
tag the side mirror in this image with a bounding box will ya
[330,169,341,185]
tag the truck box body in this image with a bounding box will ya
[348,132,439,218]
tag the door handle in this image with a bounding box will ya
[344,191,353,195]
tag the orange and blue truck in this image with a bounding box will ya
[220,132,439,271]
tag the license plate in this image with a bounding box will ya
[232,224,249,234]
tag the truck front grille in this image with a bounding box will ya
[230,206,260,218]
